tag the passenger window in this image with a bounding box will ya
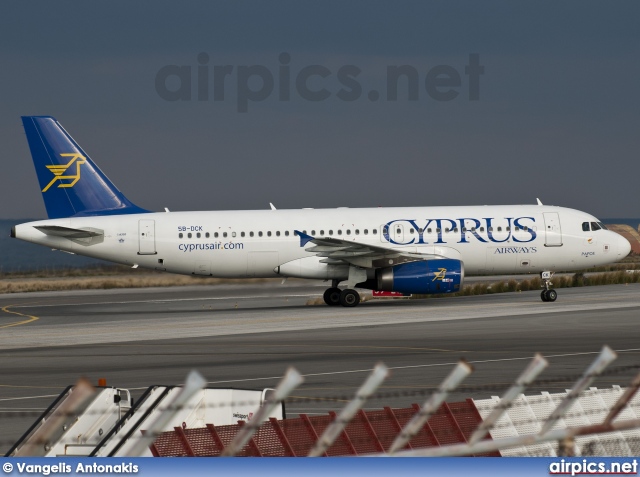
[197,232,201,238]
[205,232,210,238]
[241,232,245,237]
[214,232,219,238]
[436,228,441,233]
[409,228,414,234]
[514,227,519,231]
[311,230,315,235]
[480,227,485,232]
[232,232,236,237]
[497,227,502,232]
[461,227,466,233]
[329,230,333,235]
[259,231,263,237]
[582,222,590,232]
[373,229,377,234]
[591,222,601,231]
[223,232,228,238]
[188,233,192,238]
[267,231,272,237]
[338,230,342,235]
[355,229,360,235]
[506,226,510,232]
[453,228,458,233]
[347,230,351,235]
[250,232,254,237]
[364,229,368,234]
[285,231,290,236]
[524,226,528,231]
[488,227,493,232]
[320,230,324,235]
[445,228,450,233]
[276,231,280,236]
[427,228,432,234]
[179,233,183,238]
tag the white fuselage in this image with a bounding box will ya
[14,204,630,280]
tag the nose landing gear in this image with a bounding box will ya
[540,271,557,302]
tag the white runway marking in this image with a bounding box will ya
[8,348,640,402]
[199,347,640,385]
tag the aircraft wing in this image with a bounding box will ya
[295,230,443,269]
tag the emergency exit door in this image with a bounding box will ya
[543,212,563,247]
[138,219,156,255]
[381,224,404,243]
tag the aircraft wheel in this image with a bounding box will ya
[339,289,361,307]
[323,287,342,306]
[546,289,558,302]
[541,290,549,302]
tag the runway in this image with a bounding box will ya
[2,282,640,454]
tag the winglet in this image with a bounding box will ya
[536,198,543,206]
[295,230,315,247]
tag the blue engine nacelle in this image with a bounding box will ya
[376,259,464,295]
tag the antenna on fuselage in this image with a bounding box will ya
[270,203,277,210]
[536,198,543,206]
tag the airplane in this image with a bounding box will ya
[11,116,631,307]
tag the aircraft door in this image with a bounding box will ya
[138,219,156,255]
[392,224,404,243]
[382,223,404,244]
[543,212,563,247]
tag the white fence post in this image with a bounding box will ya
[308,363,390,457]
[221,367,304,457]
[125,370,207,457]
[539,346,617,436]
[468,353,548,445]
[388,360,473,454]
[13,378,95,457]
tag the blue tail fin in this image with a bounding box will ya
[22,116,149,218]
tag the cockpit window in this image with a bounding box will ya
[598,222,608,230]
[582,222,590,232]
[590,222,601,231]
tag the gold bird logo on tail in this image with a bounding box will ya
[42,153,87,192]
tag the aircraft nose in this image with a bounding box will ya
[616,233,631,258]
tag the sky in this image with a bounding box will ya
[1,1,639,219]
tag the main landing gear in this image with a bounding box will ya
[540,271,557,302]
[323,281,361,307]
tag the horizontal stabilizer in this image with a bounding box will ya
[35,225,103,239]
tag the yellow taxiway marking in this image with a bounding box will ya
[0,304,39,329]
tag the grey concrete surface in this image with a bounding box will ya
[1,283,639,454]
